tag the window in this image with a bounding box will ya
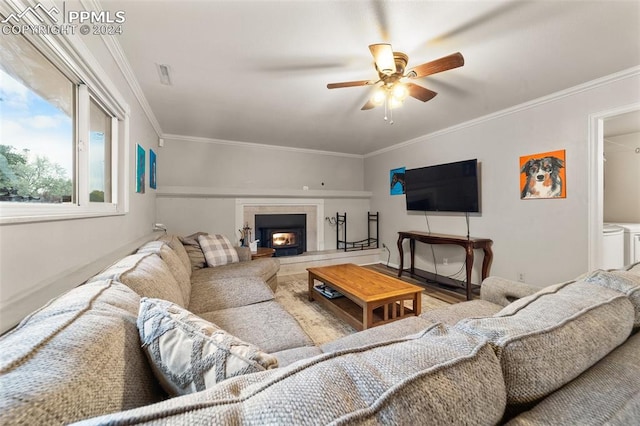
[0,35,76,204]
[89,98,112,203]
[0,10,129,223]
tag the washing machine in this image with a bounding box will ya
[603,224,625,269]
[613,223,640,266]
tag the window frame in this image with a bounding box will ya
[0,0,130,224]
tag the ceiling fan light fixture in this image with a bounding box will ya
[371,88,386,106]
[389,97,404,109]
[392,84,409,101]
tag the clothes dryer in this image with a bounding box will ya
[603,224,624,269]
[614,223,640,265]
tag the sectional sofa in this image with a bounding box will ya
[0,233,639,425]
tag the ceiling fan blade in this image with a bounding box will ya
[361,100,376,110]
[407,83,438,102]
[408,52,464,78]
[369,43,396,75]
[327,80,374,89]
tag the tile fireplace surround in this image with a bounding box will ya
[236,198,324,252]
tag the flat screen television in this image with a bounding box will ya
[405,159,480,212]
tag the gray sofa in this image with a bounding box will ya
[1,234,639,425]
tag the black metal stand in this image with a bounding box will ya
[336,211,379,251]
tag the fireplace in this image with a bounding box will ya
[255,214,306,257]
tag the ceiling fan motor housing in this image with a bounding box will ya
[375,51,408,78]
[393,52,408,75]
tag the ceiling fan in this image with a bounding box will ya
[327,44,464,123]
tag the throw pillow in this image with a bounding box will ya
[137,298,278,396]
[179,232,209,270]
[198,234,239,267]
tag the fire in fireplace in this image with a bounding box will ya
[272,232,297,248]
[255,214,306,257]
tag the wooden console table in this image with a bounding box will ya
[397,231,493,300]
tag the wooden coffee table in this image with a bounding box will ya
[307,263,423,330]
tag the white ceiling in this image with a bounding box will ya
[105,0,640,155]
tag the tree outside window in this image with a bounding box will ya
[0,35,74,204]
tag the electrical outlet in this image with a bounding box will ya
[443,258,448,265]
[518,273,525,282]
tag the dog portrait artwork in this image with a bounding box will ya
[390,167,405,195]
[519,150,566,199]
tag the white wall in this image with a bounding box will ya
[158,137,364,191]
[0,30,159,332]
[604,132,640,222]
[365,73,640,286]
[156,137,371,248]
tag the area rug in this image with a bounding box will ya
[275,273,451,345]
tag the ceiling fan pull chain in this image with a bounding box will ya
[383,93,394,125]
[384,95,389,122]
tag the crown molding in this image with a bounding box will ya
[364,66,640,158]
[84,0,163,137]
[160,134,365,159]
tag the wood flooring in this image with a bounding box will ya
[364,263,478,305]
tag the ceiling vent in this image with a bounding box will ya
[156,64,172,86]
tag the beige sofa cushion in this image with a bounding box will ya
[199,300,313,353]
[0,280,163,424]
[321,315,434,353]
[158,234,192,277]
[138,241,191,303]
[624,260,640,274]
[74,324,506,425]
[480,276,549,306]
[188,276,274,314]
[191,257,280,286]
[584,269,640,327]
[91,253,185,307]
[270,346,323,368]
[419,299,502,325]
[138,298,278,396]
[506,331,640,425]
[456,281,634,407]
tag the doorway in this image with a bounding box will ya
[588,103,640,269]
